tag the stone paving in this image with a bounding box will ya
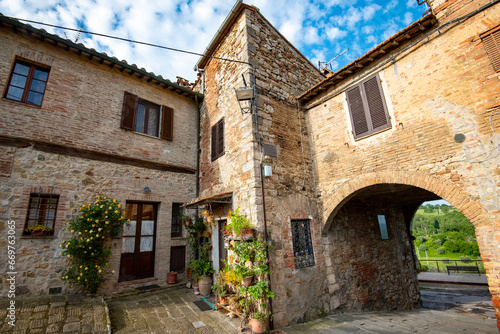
[0,294,109,334]
[106,286,242,334]
[0,275,498,333]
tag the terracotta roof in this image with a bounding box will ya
[298,13,437,103]
[0,14,203,101]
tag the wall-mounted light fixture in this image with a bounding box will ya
[235,74,255,115]
[143,186,151,194]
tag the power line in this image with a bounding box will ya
[5,16,251,67]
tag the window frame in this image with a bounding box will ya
[290,219,315,269]
[346,74,391,140]
[4,59,50,106]
[23,193,59,235]
[171,202,183,238]
[211,117,225,161]
[120,91,174,140]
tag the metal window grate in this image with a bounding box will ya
[291,219,315,269]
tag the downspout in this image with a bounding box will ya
[251,65,274,330]
[195,94,201,211]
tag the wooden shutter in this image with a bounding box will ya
[347,86,369,138]
[211,118,225,161]
[364,76,390,132]
[160,106,174,141]
[121,91,138,130]
[481,26,500,72]
[217,118,224,157]
[346,74,390,139]
[211,123,217,161]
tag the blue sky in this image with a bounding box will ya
[0,0,428,82]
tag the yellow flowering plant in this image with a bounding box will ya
[61,196,127,295]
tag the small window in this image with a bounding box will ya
[121,91,174,140]
[377,215,389,240]
[480,26,500,72]
[24,194,59,235]
[4,60,50,106]
[171,203,182,238]
[211,117,225,161]
[346,74,391,139]
[291,219,315,269]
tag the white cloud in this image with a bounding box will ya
[362,4,381,21]
[325,26,348,41]
[403,12,413,25]
[304,26,321,45]
[407,0,418,8]
[362,25,375,35]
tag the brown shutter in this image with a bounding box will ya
[217,118,225,157]
[211,124,217,161]
[346,86,369,138]
[121,91,138,130]
[160,106,174,141]
[482,27,500,73]
[364,76,390,131]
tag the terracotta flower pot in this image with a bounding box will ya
[249,318,269,334]
[241,276,253,287]
[167,272,177,284]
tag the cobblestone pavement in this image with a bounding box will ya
[0,294,109,334]
[106,286,242,334]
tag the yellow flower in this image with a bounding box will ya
[85,267,88,270]
[113,199,116,203]
[112,270,115,274]
[67,255,70,258]
[66,223,69,225]
[105,211,108,214]
[118,204,121,208]
[80,265,82,268]
[71,230,74,233]
[90,237,93,240]
[115,210,119,214]
[65,276,68,279]
[96,234,99,237]
[80,273,82,276]
[87,239,90,242]
[78,277,80,280]
[108,207,112,210]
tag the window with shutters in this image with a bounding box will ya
[120,91,174,140]
[211,118,225,161]
[480,26,500,72]
[346,74,391,139]
[4,59,50,106]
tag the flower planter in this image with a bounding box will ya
[167,272,177,284]
[249,318,269,334]
[198,275,212,296]
[241,276,253,287]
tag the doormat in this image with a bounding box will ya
[136,284,160,291]
[193,300,213,311]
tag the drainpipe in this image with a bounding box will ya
[195,95,201,214]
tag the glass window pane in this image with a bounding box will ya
[10,73,27,88]
[378,215,389,240]
[13,63,30,76]
[33,69,48,81]
[140,236,153,252]
[147,106,159,137]
[136,104,145,133]
[142,204,154,220]
[122,237,135,253]
[141,220,154,235]
[6,86,23,101]
[123,220,137,236]
[125,203,138,220]
[27,92,43,105]
[30,79,46,93]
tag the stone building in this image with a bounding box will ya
[189,0,500,330]
[0,14,200,295]
[3,0,500,331]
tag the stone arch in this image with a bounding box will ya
[322,169,490,234]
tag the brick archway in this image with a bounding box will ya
[322,169,490,234]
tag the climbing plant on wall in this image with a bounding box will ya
[61,196,127,295]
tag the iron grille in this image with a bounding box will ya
[291,219,315,269]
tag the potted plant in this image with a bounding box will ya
[240,281,274,334]
[226,208,254,238]
[212,272,230,305]
[179,212,191,226]
[194,258,214,296]
[24,224,53,236]
[234,265,254,287]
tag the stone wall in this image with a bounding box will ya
[303,2,500,327]
[0,27,198,296]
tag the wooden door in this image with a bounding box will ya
[119,203,157,282]
[170,246,186,272]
